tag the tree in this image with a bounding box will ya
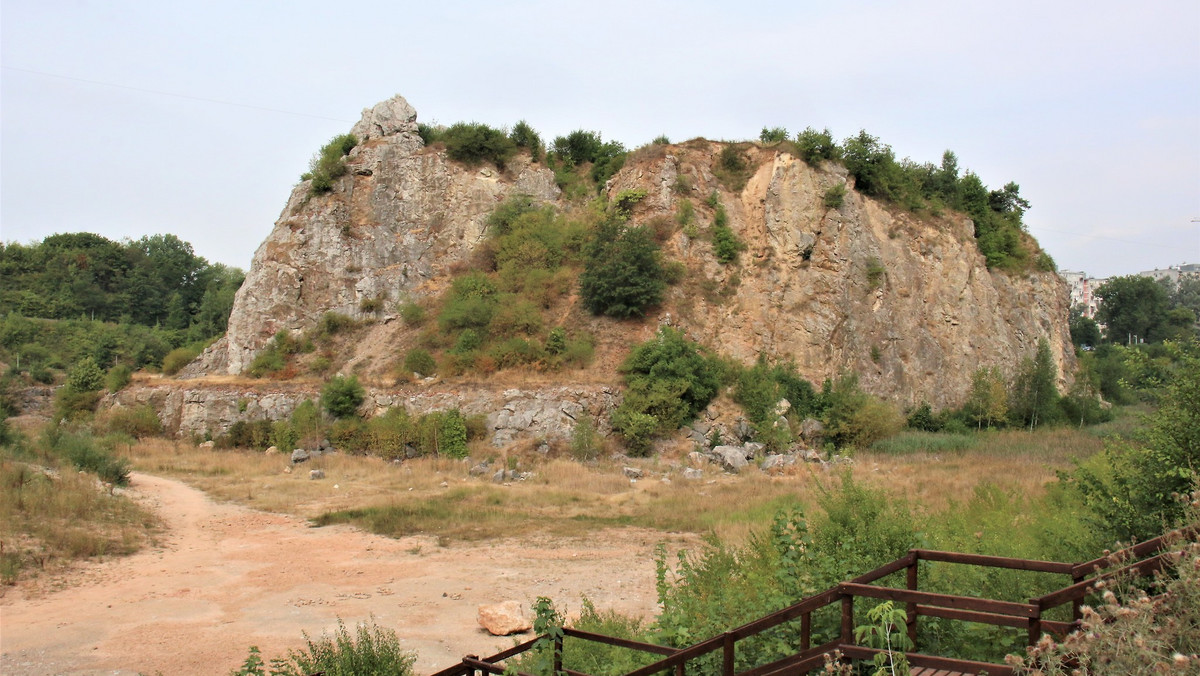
[320,375,365,419]
[1008,339,1060,430]
[1069,305,1102,349]
[964,366,1008,430]
[438,409,468,459]
[1070,339,1200,541]
[579,218,666,318]
[1096,275,1172,343]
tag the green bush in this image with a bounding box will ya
[509,120,543,162]
[105,405,163,439]
[47,428,130,486]
[759,126,788,144]
[233,618,416,676]
[579,218,666,319]
[612,328,724,454]
[67,356,104,392]
[441,121,515,169]
[303,133,358,195]
[105,364,133,392]
[403,348,436,377]
[398,301,425,327]
[439,409,469,459]
[822,373,903,449]
[320,375,365,419]
[712,221,746,265]
[823,183,846,209]
[794,127,841,165]
[162,345,201,376]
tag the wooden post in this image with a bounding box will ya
[553,635,563,674]
[906,556,919,648]
[801,611,811,650]
[676,662,685,676]
[723,633,735,676]
[841,593,854,643]
[1028,611,1043,646]
[1072,573,1086,623]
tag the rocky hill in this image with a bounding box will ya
[159,93,1072,443]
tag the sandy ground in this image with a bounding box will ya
[0,472,683,675]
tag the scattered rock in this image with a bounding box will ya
[623,467,644,480]
[469,461,491,477]
[683,468,703,480]
[536,442,550,455]
[309,469,325,480]
[733,419,752,442]
[760,454,797,473]
[687,451,709,467]
[477,600,532,636]
[265,445,278,455]
[773,399,792,417]
[800,418,825,444]
[291,449,310,464]
[283,466,292,474]
[492,469,506,484]
[198,440,215,450]
[713,445,751,473]
[440,481,449,488]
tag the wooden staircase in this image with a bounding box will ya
[429,525,1195,676]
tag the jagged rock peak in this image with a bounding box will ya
[349,94,419,141]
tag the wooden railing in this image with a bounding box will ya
[429,524,1195,676]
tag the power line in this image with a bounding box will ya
[3,66,354,123]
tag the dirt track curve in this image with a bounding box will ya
[0,472,670,675]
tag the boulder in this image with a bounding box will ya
[683,468,704,480]
[713,445,750,473]
[309,469,325,480]
[761,454,797,473]
[800,418,825,444]
[623,467,644,480]
[773,398,792,417]
[687,451,709,467]
[291,449,310,464]
[469,461,491,477]
[198,440,215,449]
[265,445,279,455]
[477,600,532,636]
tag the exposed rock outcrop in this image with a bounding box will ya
[166,93,1074,442]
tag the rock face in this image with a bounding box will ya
[169,93,1074,440]
[189,94,560,376]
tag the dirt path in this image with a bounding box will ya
[0,472,679,675]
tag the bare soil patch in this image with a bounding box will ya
[0,472,687,675]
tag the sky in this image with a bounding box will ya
[2,0,1198,279]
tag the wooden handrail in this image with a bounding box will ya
[430,523,1196,676]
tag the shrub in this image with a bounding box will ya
[676,199,695,228]
[715,145,751,192]
[47,429,130,486]
[320,375,365,419]
[105,364,133,392]
[823,183,846,209]
[66,357,104,393]
[303,133,358,195]
[652,134,671,145]
[712,222,746,265]
[398,301,425,327]
[359,296,384,314]
[439,409,469,459]
[162,346,200,376]
[612,328,724,454]
[759,126,788,144]
[579,219,666,319]
[794,127,840,165]
[865,257,886,289]
[240,618,416,676]
[313,312,356,341]
[509,120,543,162]
[105,405,163,438]
[441,122,515,169]
[403,348,436,377]
[822,373,903,449]
[570,414,600,461]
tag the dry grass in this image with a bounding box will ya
[1,455,160,585]
[121,424,1108,547]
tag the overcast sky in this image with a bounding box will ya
[2,0,1198,279]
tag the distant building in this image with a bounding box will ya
[1137,263,1200,286]
[1059,270,1105,318]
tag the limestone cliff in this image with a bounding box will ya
[181,93,1073,433]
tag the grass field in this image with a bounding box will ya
[120,421,1111,547]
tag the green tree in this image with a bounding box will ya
[1069,305,1102,349]
[794,127,840,165]
[320,375,365,419]
[1008,339,1061,430]
[579,218,666,319]
[439,409,468,459]
[759,126,788,144]
[964,365,1008,430]
[1096,275,1173,343]
[612,328,724,454]
[66,356,104,393]
[1070,339,1200,541]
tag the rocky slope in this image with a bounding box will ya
[164,93,1072,441]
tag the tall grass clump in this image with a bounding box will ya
[231,618,416,676]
